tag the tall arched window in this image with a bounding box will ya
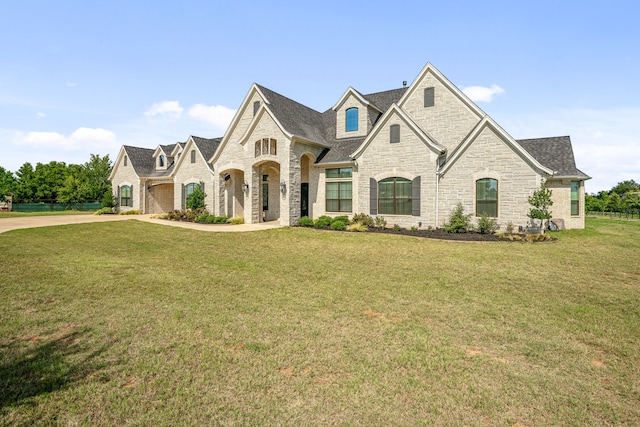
[159,155,165,167]
[476,178,498,217]
[378,177,412,215]
[345,108,358,132]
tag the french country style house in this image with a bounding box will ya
[110,63,590,230]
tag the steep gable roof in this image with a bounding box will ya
[362,88,408,113]
[517,136,590,179]
[256,84,327,144]
[124,145,156,176]
[192,136,222,162]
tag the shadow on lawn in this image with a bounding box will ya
[0,328,107,409]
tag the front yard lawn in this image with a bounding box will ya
[0,218,638,425]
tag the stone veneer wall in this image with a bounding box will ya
[545,179,586,229]
[173,146,215,213]
[438,127,542,230]
[112,151,141,213]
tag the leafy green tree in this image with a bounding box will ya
[585,194,603,213]
[14,162,37,202]
[606,192,623,213]
[57,175,88,206]
[444,202,472,233]
[0,166,16,202]
[81,154,113,201]
[527,183,553,234]
[33,161,69,200]
[610,180,640,196]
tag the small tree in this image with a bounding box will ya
[444,202,472,233]
[186,184,206,210]
[528,183,553,234]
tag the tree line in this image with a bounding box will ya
[586,180,640,214]
[0,154,113,206]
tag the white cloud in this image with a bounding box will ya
[14,127,117,151]
[188,104,236,130]
[462,84,505,102]
[144,101,184,118]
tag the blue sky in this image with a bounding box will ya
[1,0,638,193]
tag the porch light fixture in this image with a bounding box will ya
[280,181,287,195]
[242,182,249,192]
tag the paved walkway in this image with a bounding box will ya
[0,214,283,234]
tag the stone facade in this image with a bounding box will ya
[110,63,589,229]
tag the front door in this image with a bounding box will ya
[301,183,309,217]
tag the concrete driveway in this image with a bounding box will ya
[0,214,283,234]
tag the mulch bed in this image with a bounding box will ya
[366,227,508,241]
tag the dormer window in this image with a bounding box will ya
[158,155,165,168]
[345,108,358,132]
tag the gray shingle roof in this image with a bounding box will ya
[192,136,222,162]
[123,146,156,177]
[517,136,590,179]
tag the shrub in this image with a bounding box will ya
[227,217,244,224]
[298,216,314,227]
[331,215,350,225]
[444,203,471,233]
[186,184,206,210]
[410,225,418,232]
[330,220,347,231]
[119,209,140,215]
[101,192,116,208]
[93,207,114,215]
[374,216,387,229]
[196,213,210,223]
[346,223,368,232]
[314,215,333,229]
[214,216,229,224]
[505,221,515,234]
[393,224,401,231]
[352,213,374,227]
[477,214,499,234]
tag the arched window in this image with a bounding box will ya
[378,177,412,215]
[255,138,277,157]
[476,178,498,217]
[120,185,132,207]
[190,150,196,163]
[345,107,358,132]
[159,155,165,167]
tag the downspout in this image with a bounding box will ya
[435,152,445,228]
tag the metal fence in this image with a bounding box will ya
[10,201,102,212]
[588,211,640,219]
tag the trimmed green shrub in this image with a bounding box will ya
[352,213,374,227]
[186,184,206,210]
[374,216,387,229]
[227,217,244,224]
[331,216,350,225]
[298,216,314,227]
[314,215,333,228]
[477,214,499,234]
[331,220,347,231]
[93,207,114,215]
[444,203,471,233]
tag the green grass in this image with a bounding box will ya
[0,210,94,218]
[1,218,638,425]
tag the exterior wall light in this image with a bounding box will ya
[242,182,249,192]
[280,181,287,195]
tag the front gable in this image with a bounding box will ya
[399,63,484,152]
[332,88,378,139]
[209,84,269,164]
[351,104,446,160]
[109,146,140,181]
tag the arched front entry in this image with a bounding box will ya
[252,160,280,223]
[219,169,245,219]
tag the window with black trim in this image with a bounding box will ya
[378,177,411,215]
[345,108,358,132]
[476,178,498,217]
[571,181,579,215]
[120,185,132,207]
[390,124,400,143]
[326,167,352,212]
[159,155,165,167]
